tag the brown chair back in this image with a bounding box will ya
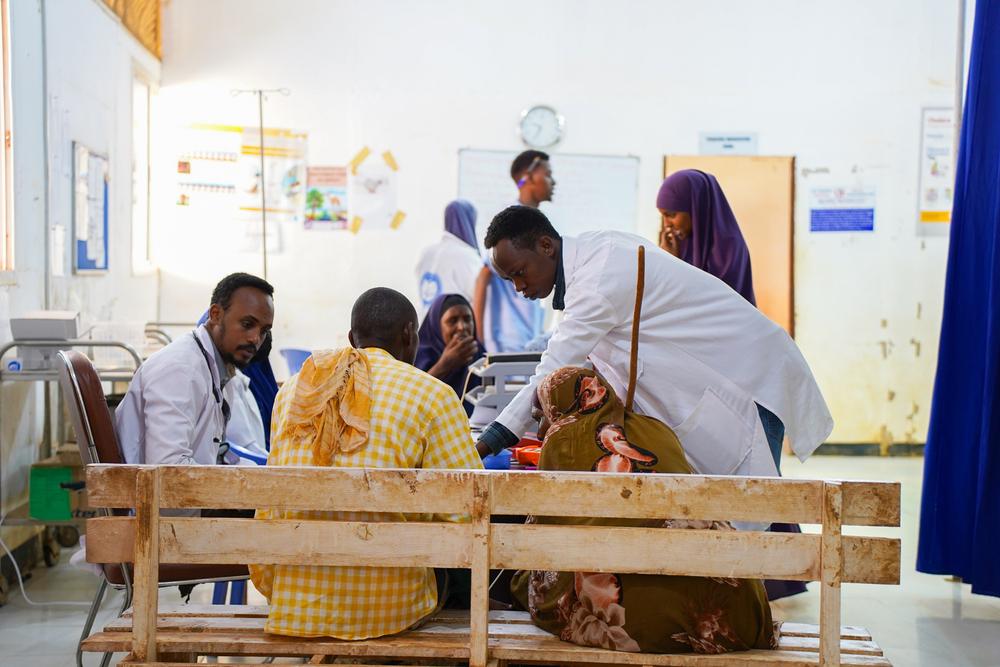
[57,350,124,465]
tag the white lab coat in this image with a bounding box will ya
[415,232,484,316]
[496,232,833,477]
[222,370,269,462]
[116,325,226,466]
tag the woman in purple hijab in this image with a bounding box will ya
[415,293,485,416]
[658,169,804,601]
[656,170,756,305]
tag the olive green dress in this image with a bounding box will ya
[511,367,778,654]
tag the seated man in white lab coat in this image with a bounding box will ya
[116,272,275,465]
[474,206,833,478]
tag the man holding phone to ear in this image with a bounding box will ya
[472,150,554,351]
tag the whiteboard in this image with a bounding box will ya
[457,149,639,244]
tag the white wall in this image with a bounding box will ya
[1,0,159,532]
[154,0,958,444]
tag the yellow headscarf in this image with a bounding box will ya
[277,347,372,466]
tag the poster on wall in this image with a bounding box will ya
[808,186,877,232]
[304,166,349,230]
[347,148,405,233]
[173,123,307,255]
[917,108,955,226]
[238,127,307,225]
[72,142,110,273]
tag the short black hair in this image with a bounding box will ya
[484,205,561,250]
[510,150,550,181]
[210,272,274,310]
[351,287,417,343]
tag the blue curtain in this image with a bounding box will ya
[917,0,1000,597]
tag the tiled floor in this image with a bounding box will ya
[1,456,998,666]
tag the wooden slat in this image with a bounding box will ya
[103,614,876,646]
[86,464,477,515]
[779,623,871,641]
[820,483,844,666]
[841,481,900,527]
[104,615,557,639]
[86,633,892,666]
[122,604,270,618]
[842,536,901,585]
[494,474,898,527]
[778,635,882,656]
[131,468,160,662]
[86,517,472,568]
[86,518,897,586]
[83,630,472,658]
[469,475,491,667]
[120,608,873,640]
[490,637,892,666]
[493,523,818,580]
[493,472,824,524]
[491,524,898,584]
[85,465,899,527]
[118,605,531,624]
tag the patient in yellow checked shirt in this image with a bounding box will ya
[249,287,482,640]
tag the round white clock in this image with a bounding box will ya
[519,105,564,148]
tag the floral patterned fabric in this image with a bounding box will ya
[512,367,778,654]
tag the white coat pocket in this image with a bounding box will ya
[673,388,754,475]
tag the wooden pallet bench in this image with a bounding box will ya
[81,464,901,666]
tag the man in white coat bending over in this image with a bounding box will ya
[116,273,275,466]
[474,206,832,477]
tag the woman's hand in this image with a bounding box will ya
[429,334,479,379]
[660,224,681,257]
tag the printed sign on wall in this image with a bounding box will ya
[809,187,876,232]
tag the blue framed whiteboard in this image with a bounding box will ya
[72,142,110,273]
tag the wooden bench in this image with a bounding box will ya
[82,464,901,666]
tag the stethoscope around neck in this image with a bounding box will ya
[192,332,225,406]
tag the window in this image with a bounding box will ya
[131,71,153,272]
[0,0,13,272]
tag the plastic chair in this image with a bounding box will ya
[56,351,250,667]
[279,347,311,375]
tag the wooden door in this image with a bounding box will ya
[663,156,795,335]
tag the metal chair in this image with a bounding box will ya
[56,350,249,667]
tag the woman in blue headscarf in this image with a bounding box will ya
[415,293,485,416]
[414,200,484,317]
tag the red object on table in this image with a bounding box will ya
[513,437,542,467]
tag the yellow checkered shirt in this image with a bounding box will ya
[249,347,483,639]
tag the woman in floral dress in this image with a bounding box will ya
[511,367,778,654]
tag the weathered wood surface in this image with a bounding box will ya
[86,517,899,586]
[86,465,900,526]
[130,468,160,662]
[820,483,845,666]
[83,465,898,667]
[87,517,472,568]
[86,626,889,663]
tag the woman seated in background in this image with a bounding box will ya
[415,293,485,415]
[511,367,777,655]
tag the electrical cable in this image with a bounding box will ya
[0,513,93,607]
